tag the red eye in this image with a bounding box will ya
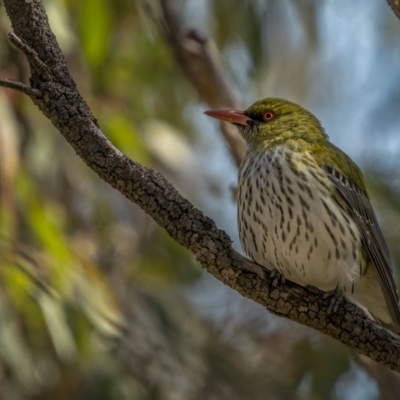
[262,111,275,121]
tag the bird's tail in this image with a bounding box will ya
[353,266,400,334]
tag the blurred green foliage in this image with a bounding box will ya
[0,0,400,399]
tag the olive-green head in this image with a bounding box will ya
[205,97,366,191]
[205,98,328,150]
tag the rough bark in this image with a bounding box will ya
[1,0,400,373]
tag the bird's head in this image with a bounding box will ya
[205,98,328,150]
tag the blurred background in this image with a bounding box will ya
[1,0,400,399]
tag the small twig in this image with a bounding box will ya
[8,32,53,81]
[0,78,42,97]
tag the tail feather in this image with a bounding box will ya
[353,266,400,334]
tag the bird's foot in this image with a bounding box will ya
[305,285,320,295]
[240,256,267,280]
[270,269,286,287]
[323,288,343,315]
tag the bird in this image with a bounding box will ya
[204,98,400,333]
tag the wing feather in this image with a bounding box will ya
[324,166,400,329]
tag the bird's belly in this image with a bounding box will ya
[237,151,363,293]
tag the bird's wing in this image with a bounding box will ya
[323,165,400,327]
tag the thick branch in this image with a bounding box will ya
[2,0,400,372]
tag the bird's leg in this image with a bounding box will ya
[270,268,286,287]
[306,286,343,315]
[323,288,343,315]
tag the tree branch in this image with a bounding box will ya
[8,32,53,81]
[357,355,400,400]
[0,77,42,97]
[388,0,400,20]
[148,0,247,167]
[2,0,400,373]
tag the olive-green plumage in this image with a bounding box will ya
[205,98,400,333]
[241,98,366,191]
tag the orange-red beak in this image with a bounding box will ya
[204,109,251,127]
